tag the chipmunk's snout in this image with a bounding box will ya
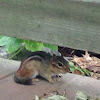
[64,64,70,73]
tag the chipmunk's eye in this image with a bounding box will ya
[58,62,63,67]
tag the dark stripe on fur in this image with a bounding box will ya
[14,75,32,85]
[26,51,51,60]
[27,56,42,62]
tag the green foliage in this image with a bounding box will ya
[69,61,84,75]
[0,36,23,53]
[35,95,68,100]
[83,69,92,75]
[69,62,75,72]
[0,35,58,54]
[24,40,43,52]
[0,36,9,46]
[6,37,23,53]
[47,95,68,100]
[74,67,84,75]
[69,61,92,76]
[43,43,58,51]
[0,35,3,39]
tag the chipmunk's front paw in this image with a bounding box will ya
[47,77,55,84]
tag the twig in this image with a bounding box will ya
[8,46,25,60]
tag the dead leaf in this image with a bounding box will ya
[92,57,100,64]
[72,69,83,75]
[91,73,100,80]
[72,52,100,79]
[82,51,92,61]
[87,66,100,73]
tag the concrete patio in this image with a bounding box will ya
[0,58,76,100]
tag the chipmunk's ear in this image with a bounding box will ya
[51,54,57,62]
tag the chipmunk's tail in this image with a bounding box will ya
[14,75,32,85]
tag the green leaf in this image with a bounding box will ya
[83,69,92,74]
[6,37,23,53]
[35,95,40,100]
[69,62,84,75]
[24,40,43,52]
[43,43,58,51]
[0,36,9,46]
[34,95,68,100]
[69,62,75,72]
[0,35,4,39]
[46,95,68,100]
[69,62,75,68]
[74,67,84,75]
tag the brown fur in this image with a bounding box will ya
[14,51,70,85]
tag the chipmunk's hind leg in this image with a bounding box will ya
[14,75,32,85]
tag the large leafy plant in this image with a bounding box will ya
[0,35,58,58]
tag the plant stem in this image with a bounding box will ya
[8,46,25,60]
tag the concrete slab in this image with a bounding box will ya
[0,57,100,99]
[0,58,20,79]
[0,58,76,100]
[0,75,76,100]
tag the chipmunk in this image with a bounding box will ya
[14,51,70,85]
